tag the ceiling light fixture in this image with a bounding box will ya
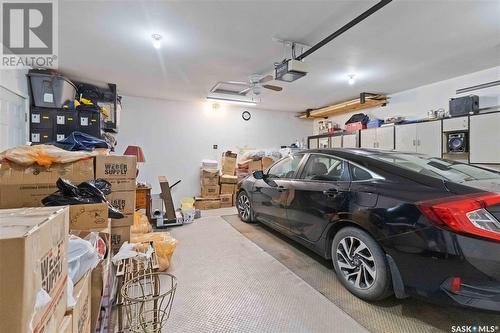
[348,74,356,85]
[152,34,162,49]
[206,96,257,106]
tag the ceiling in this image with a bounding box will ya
[58,0,500,112]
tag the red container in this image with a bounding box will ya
[345,122,366,132]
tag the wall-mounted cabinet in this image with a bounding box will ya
[360,127,394,150]
[330,135,342,148]
[470,112,500,164]
[395,121,442,157]
[342,133,358,148]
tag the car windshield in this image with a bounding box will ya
[372,153,500,183]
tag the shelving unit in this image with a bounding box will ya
[307,111,500,166]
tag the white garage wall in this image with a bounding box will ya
[313,66,500,134]
[0,70,29,150]
[115,96,311,203]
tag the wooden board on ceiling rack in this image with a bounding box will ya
[298,93,388,119]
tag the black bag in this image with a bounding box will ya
[345,113,369,125]
[42,178,124,219]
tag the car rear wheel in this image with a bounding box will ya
[332,227,392,301]
[237,191,255,223]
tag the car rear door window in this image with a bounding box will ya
[267,154,304,179]
[350,164,374,181]
[300,154,349,181]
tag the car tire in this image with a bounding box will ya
[236,191,256,223]
[332,227,393,301]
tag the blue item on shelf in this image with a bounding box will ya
[53,131,109,151]
[367,119,384,128]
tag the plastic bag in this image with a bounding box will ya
[42,178,124,219]
[130,211,153,235]
[111,242,153,265]
[0,144,105,167]
[53,131,110,151]
[68,235,100,285]
[130,232,178,271]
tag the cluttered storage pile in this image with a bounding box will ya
[0,144,177,332]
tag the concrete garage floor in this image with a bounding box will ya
[165,208,499,333]
[222,213,500,333]
[166,207,367,333]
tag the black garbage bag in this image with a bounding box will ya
[42,178,124,219]
[53,131,110,151]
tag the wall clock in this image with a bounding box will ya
[242,111,251,121]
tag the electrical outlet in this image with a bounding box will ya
[213,144,218,149]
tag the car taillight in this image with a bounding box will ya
[417,193,500,242]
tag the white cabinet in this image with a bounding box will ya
[443,117,468,132]
[342,133,358,148]
[416,121,442,157]
[308,137,318,149]
[395,121,441,157]
[470,113,500,164]
[395,124,417,152]
[361,127,394,150]
[331,136,342,148]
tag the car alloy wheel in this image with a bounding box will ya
[336,236,376,290]
[237,192,251,221]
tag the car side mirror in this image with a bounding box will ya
[253,170,265,180]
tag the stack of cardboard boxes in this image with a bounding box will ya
[236,156,274,181]
[94,155,137,252]
[219,151,237,208]
[195,151,238,210]
[196,168,221,210]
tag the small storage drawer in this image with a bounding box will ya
[78,110,101,138]
[30,129,53,144]
[30,107,54,129]
[55,109,77,141]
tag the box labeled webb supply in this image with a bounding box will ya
[69,203,109,231]
[107,190,136,217]
[195,197,220,210]
[67,271,91,333]
[111,225,131,252]
[0,207,69,333]
[220,194,233,208]
[220,174,238,184]
[221,151,237,175]
[201,185,220,198]
[201,168,219,185]
[220,183,236,195]
[95,155,136,191]
[0,158,94,209]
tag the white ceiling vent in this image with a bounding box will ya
[210,81,251,96]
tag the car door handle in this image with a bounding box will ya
[277,185,287,192]
[323,188,339,197]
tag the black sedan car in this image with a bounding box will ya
[236,149,500,311]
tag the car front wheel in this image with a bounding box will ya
[332,227,393,301]
[236,191,255,223]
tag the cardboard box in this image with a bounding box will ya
[107,190,136,217]
[0,207,69,333]
[201,176,219,186]
[221,151,237,175]
[201,185,220,198]
[220,194,233,208]
[201,168,219,186]
[110,215,134,228]
[67,271,91,333]
[220,183,236,195]
[262,157,274,170]
[111,226,130,253]
[220,174,238,184]
[58,315,72,333]
[69,203,109,231]
[94,155,136,191]
[0,158,94,209]
[195,198,220,210]
[248,159,263,173]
